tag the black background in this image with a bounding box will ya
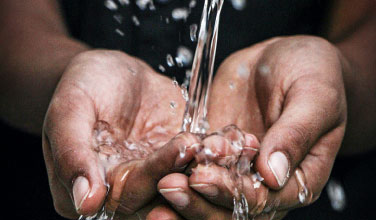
[3,0,376,219]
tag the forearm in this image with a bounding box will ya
[329,3,376,155]
[0,1,89,134]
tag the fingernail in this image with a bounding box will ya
[73,176,90,211]
[190,184,219,197]
[175,143,201,168]
[159,188,189,208]
[268,151,289,187]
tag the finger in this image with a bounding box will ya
[264,126,344,212]
[192,126,343,217]
[42,132,78,219]
[114,197,183,220]
[107,132,201,215]
[158,173,232,220]
[255,76,345,189]
[196,129,259,168]
[146,205,184,220]
[189,164,237,209]
[189,131,260,210]
[189,164,269,216]
[195,134,238,166]
[44,93,107,216]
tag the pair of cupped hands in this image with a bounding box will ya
[43,36,347,220]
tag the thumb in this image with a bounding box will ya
[106,132,200,215]
[255,77,344,190]
[44,93,107,217]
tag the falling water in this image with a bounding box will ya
[181,0,250,219]
[80,1,251,220]
[182,0,223,134]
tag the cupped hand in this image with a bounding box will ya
[158,36,347,219]
[42,50,198,219]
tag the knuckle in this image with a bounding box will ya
[117,203,138,216]
[53,148,75,182]
[284,123,311,158]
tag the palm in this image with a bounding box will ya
[43,50,189,218]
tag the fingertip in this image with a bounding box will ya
[255,150,290,190]
[146,206,181,220]
[74,173,107,216]
[158,173,188,191]
[244,133,260,149]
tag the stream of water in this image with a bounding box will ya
[182,1,250,219]
[80,1,251,219]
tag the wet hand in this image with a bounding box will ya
[202,36,346,219]
[157,127,260,220]
[160,36,347,219]
[42,50,198,219]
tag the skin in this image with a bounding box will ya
[159,36,347,219]
[42,50,200,219]
[0,0,375,219]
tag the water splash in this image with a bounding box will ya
[326,178,346,212]
[132,15,140,26]
[79,121,169,220]
[171,8,190,21]
[181,1,255,219]
[190,24,198,42]
[104,0,118,11]
[166,54,175,67]
[182,0,224,134]
[176,46,193,67]
[231,0,246,11]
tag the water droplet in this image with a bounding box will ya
[170,101,177,109]
[158,64,166,72]
[237,63,250,78]
[253,181,261,189]
[172,77,179,87]
[176,46,193,67]
[231,0,246,11]
[298,186,309,204]
[327,179,346,212]
[175,57,184,67]
[118,0,130,6]
[252,172,264,182]
[132,15,140,26]
[190,24,198,41]
[113,14,123,24]
[229,82,235,90]
[149,2,156,10]
[104,0,118,10]
[136,0,153,10]
[258,64,271,76]
[166,54,175,67]
[185,70,192,78]
[172,8,190,21]
[189,0,197,8]
[179,145,187,158]
[115,29,124,36]
[181,86,189,101]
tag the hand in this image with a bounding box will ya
[42,50,199,219]
[158,36,347,219]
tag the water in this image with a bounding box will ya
[180,0,252,219]
[81,1,253,219]
[181,0,224,134]
[79,121,169,220]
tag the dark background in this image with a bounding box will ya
[3,0,376,219]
